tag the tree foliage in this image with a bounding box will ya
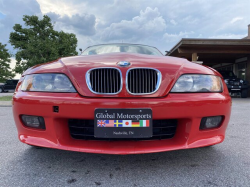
[0,43,14,82]
[9,15,78,74]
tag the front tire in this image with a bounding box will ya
[241,89,248,98]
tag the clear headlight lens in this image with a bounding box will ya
[224,79,229,84]
[171,74,222,93]
[21,74,76,92]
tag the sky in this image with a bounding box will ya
[0,0,250,65]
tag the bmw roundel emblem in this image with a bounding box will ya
[117,61,131,67]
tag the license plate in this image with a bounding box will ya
[94,109,152,138]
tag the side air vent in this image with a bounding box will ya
[126,68,161,95]
[86,68,122,94]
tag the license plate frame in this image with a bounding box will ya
[94,108,152,138]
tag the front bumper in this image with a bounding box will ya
[13,92,231,154]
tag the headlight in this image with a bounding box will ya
[224,79,229,84]
[171,74,222,93]
[240,80,243,83]
[21,74,76,92]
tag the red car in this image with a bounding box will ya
[12,44,231,154]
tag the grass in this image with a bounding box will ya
[0,96,13,101]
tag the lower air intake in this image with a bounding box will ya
[68,119,177,141]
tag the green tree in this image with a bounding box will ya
[9,15,78,74]
[0,43,14,82]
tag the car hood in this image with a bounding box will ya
[23,53,219,98]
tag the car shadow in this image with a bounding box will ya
[4,145,227,186]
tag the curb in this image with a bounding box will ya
[0,101,12,107]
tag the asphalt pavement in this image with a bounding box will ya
[0,98,249,187]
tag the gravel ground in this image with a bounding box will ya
[0,98,249,187]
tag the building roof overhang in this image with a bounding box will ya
[167,38,250,66]
[167,38,250,56]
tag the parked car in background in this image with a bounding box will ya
[218,70,249,98]
[0,79,19,93]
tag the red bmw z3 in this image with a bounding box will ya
[12,43,231,154]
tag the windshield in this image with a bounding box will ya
[218,71,235,77]
[81,44,163,56]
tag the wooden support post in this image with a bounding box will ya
[192,53,197,61]
[248,24,250,39]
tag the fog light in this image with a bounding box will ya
[21,115,46,129]
[200,116,223,130]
